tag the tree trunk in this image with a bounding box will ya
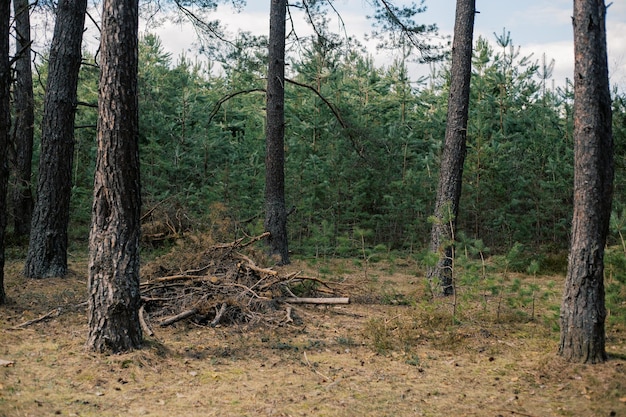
[86,0,142,353]
[24,0,87,278]
[0,0,10,304]
[11,0,35,238]
[559,0,613,364]
[264,0,289,265]
[426,0,475,296]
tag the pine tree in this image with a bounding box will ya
[87,0,142,353]
[559,0,613,363]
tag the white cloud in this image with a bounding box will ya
[82,1,625,92]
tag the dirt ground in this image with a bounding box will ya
[1,253,625,417]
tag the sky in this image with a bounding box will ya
[149,0,626,91]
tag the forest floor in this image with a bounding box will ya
[1,242,625,417]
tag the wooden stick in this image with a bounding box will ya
[211,232,270,249]
[239,231,270,248]
[139,305,154,337]
[281,297,349,305]
[303,351,331,381]
[236,252,278,276]
[210,303,228,327]
[147,274,197,283]
[9,308,61,330]
[159,308,198,327]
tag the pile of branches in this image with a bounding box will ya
[140,233,348,331]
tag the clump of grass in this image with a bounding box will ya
[363,315,421,354]
[336,336,358,347]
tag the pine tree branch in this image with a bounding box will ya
[207,88,266,125]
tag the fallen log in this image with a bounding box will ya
[159,308,198,327]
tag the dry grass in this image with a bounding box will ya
[1,252,625,417]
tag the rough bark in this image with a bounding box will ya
[11,0,35,237]
[264,0,290,265]
[86,0,142,353]
[0,0,10,304]
[426,0,475,296]
[24,0,87,278]
[559,0,613,364]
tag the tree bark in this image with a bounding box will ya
[11,0,35,238]
[559,0,613,364]
[24,0,87,278]
[0,0,10,304]
[86,0,142,353]
[264,0,290,265]
[426,0,475,296]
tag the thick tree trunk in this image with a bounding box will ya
[24,0,87,278]
[426,0,475,296]
[559,0,613,364]
[11,0,35,238]
[86,0,142,353]
[264,0,289,265]
[0,0,10,304]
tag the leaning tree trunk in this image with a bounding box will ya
[86,0,142,353]
[264,0,290,265]
[11,0,35,238]
[559,0,613,364]
[426,0,475,296]
[0,0,10,304]
[24,0,87,278]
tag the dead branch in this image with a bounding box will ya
[303,351,331,381]
[147,274,198,284]
[9,308,61,330]
[236,252,278,276]
[141,196,175,222]
[494,410,539,417]
[139,305,154,337]
[281,297,350,305]
[159,308,199,327]
[210,303,228,327]
[285,306,293,323]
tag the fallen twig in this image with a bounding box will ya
[494,410,539,417]
[303,351,331,381]
[281,297,349,305]
[9,308,61,330]
[285,306,293,323]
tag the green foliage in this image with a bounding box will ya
[22,29,626,274]
[606,209,626,326]
[459,35,574,249]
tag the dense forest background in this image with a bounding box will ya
[14,29,626,264]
